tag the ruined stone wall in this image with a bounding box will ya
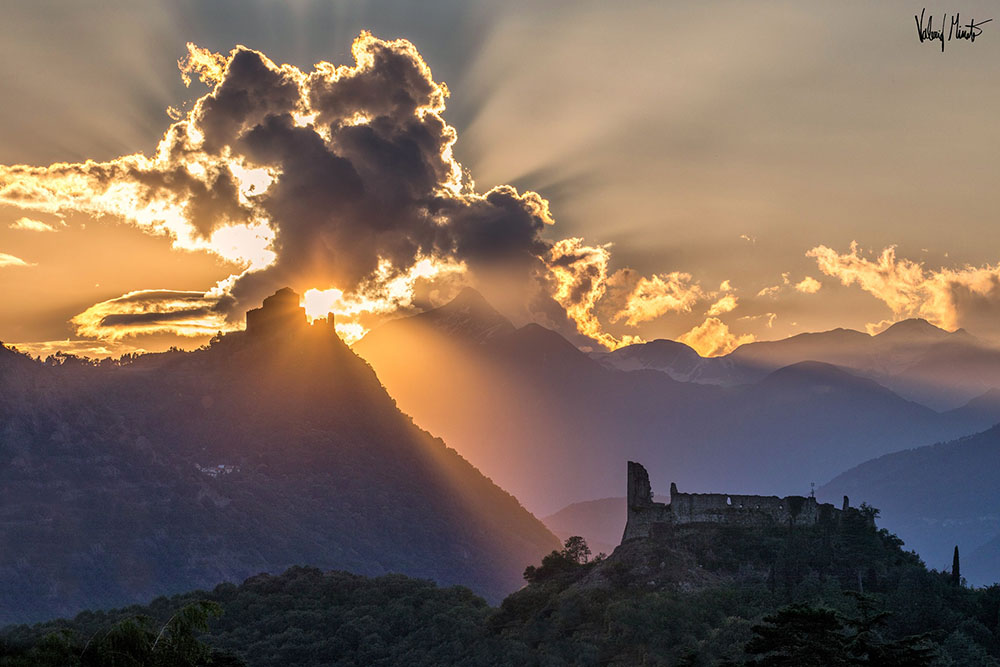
[622,461,846,542]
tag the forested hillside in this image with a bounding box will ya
[0,319,558,625]
[6,511,1000,665]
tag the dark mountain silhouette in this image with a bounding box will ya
[947,388,1000,426]
[354,289,1000,516]
[0,289,559,625]
[821,423,1000,585]
[599,318,1000,410]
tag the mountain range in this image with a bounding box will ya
[354,289,1000,515]
[596,318,1000,411]
[0,291,558,625]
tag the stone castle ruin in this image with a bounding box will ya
[622,461,851,542]
[245,287,335,338]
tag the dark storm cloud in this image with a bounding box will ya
[0,32,647,347]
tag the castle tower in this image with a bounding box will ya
[627,460,654,509]
[245,287,308,336]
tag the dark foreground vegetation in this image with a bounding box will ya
[5,509,1000,666]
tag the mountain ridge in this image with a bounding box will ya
[0,291,559,625]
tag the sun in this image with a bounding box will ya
[301,288,344,321]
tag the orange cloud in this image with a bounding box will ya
[0,252,32,268]
[9,217,58,232]
[706,293,738,316]
[547,238,643,349]
[611,271,704,327]
[756,285,781,298]
[794,276,822,294]
[808,241,1000,333]
[678,317,754,357]
[71,290,233,340]
[178,42,228,88]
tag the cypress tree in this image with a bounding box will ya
[952,546,961,586]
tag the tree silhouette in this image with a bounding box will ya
[562,536,592,565]
[951,546,961,587]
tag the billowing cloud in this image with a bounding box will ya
[706,293,738,316]
[546,238,645,349]
[0,252,32,267]
[0,33,723,350]
[0,34,566,343]
[794,276,822,294]
[9,217,58,232]
[808,241,1000,334]
[678,317,754,357]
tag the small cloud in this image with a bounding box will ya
[0,252,33,267]
[739,234,756,244]
[740,312,777,328]
[865,319,895,336]
[757,272,793,298]
[678,317,754,357]
[177,42,228,88]
[9,217,58,232]
[719,279,732,291]
[706,294,738,316]
[757,285,781,298]
[794,276,822,294]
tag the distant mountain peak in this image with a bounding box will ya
[876,318,951,341]
[641,339,700,355]
[359,286,515,346]
[449,285,491,307]
[436,286,500,318]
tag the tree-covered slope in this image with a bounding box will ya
[6,513,1000,666]
[822,424,1000,585]
[0,322,558,625]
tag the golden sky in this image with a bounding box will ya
[3,0,1000,358]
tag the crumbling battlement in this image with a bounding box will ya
[622,461,849,542]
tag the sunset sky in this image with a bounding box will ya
[3,0,1000,358]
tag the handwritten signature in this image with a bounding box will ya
[915,8,992,51]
